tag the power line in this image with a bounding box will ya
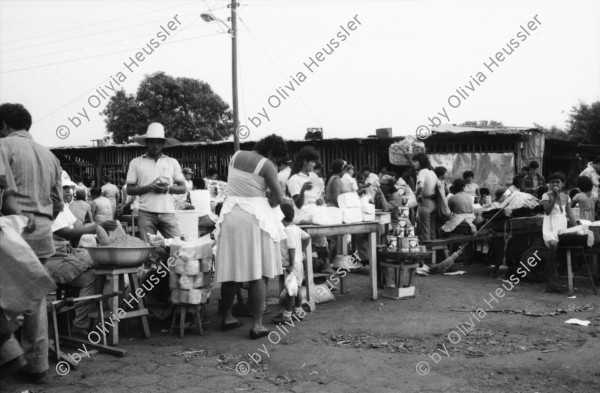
[1,23,215,65]
[0,0,200,45]
[1,9,217,54]
[1,30,224,74]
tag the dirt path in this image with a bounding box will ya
[3,263,599,393]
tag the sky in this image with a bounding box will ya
[1,0,599,148]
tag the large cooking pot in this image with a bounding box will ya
[85,246,156,267]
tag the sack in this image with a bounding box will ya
[298,283,334,304]
[0,215,56,317]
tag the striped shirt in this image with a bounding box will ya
[0,130,63,258]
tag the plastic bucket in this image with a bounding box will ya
[189,190,211,215]
[174,210,200,240]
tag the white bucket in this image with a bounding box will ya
[190,190,211,215]
[174,210,200,240]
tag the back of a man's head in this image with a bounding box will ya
[0,103,32,132]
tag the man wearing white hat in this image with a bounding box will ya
[126,123,187,242]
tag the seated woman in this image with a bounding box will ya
[441,179,477,236]
[463,170,480,201]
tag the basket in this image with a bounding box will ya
[389,150,411,166]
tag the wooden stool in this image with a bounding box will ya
[378,251,430,299]
[92,266,151,345]
[170,304,203,338]
[559,246,598,296]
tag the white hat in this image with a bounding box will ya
[132,123,178,147]
[61,170,77,188]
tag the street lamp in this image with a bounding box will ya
[201,1,240,152]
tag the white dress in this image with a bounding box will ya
[542,193,570,246]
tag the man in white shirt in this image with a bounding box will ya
[361,165,380,202]
[126,123,187,242]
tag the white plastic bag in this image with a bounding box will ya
[285,273,299,297]
[342,207,363,223]
[338,192,361,209]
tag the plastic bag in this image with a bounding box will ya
[285,273,299,297]
[0,215,56,317]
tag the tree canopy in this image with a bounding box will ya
[566,101,600,144]
[103,72,232,144]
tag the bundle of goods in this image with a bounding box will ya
[500,191,541,217]
[388,135,426,166]
[558,225,594,248]
[337,193,364,223]
[309,206,343,226]
[586,221,600,245]
[169,236,214,305]
[80,222,148,247]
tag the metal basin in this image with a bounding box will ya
[85,246,156,268]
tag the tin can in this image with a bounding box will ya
[406,226,415,237]
[386,236,397,249]
[398,218,408,228]
[400,207,409,219]
[401,237,410,252]
[408,236,419,251]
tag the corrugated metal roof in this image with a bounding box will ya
[431,124,540,135]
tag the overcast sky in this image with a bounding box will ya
[1,0,599,148]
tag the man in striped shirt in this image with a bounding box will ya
[0,103,63,383]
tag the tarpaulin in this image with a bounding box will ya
[429,153,515,194]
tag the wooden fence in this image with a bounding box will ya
[51,132,534,185]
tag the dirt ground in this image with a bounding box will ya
[2,261,599,393]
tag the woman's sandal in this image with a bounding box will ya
[221,320,243,331]
[249,328,270,339]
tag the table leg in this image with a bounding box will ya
[305,238,315,311]
[567,250,574,296]
[369,231,378,300]
[129,273,151,338]
[109,275,119,345]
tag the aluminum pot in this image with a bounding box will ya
[85,246,156,267]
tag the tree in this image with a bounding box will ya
[533,122,570,141]
[566,101,600,144]
[103,72,232,144]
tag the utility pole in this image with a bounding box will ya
[230,0,240,152]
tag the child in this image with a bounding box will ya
[463,171,480,201]
[571,176,598,221]
[89,187,113,224]
[542,172,577,293]
[272,204,310,325]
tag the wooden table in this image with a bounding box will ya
[300,221,380,310]
[375,211,392,244]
